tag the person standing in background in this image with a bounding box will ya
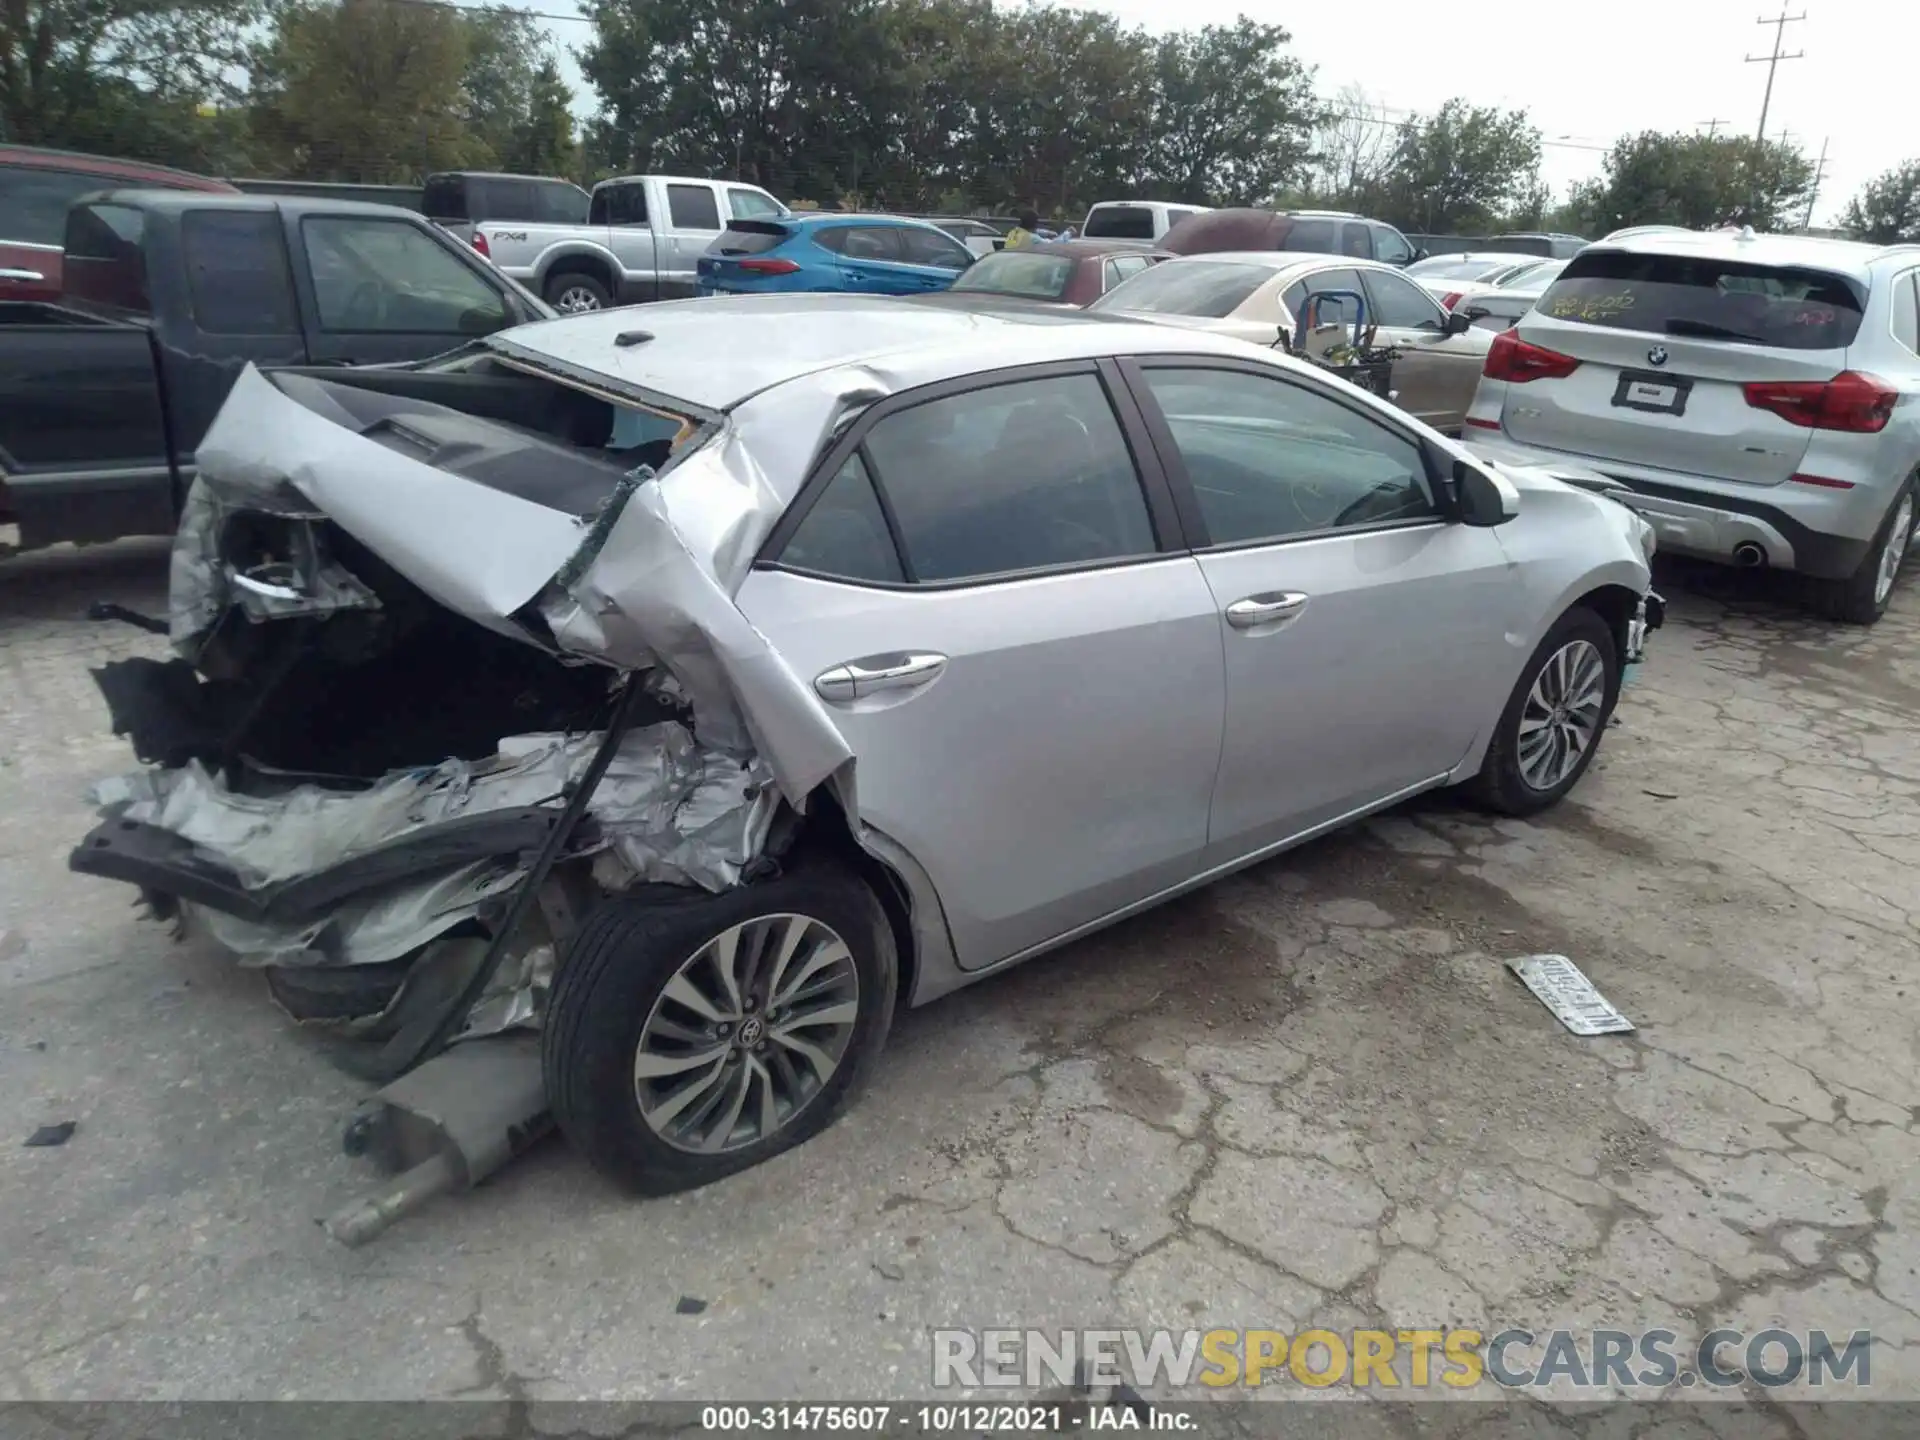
[1005,209,1042,249]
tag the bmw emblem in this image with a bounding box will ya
[1647,346,1669,367]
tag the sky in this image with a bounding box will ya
[533,0,1915,228]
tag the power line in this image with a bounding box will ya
[1745,6,1806,143]
[1698,118,1728,137]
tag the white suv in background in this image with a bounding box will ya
[1462,227,1920,623]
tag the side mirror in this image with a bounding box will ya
[1453,458,1520,527]
[1414,247,1429,261]
[1443,309,1474,337]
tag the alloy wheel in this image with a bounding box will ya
[1875,492,1915,607]
[1517,638,1608,791]
[632,914,860,1154]
[554,286,603,313]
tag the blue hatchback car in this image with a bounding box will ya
[697,214,977,297]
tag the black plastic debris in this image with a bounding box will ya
[26,1121,77,1148]
[675,1296,708,1316]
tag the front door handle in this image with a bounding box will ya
[815,652,948,702]
[0,268,46,284]
[1225,592,1310,630]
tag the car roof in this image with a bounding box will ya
[783,212,952,231]
[1418,252,1538,266]
[86,188,434,219]
[427,170,582,186]
[489,293,1276,412]
[1018,239,1168,258]
[0,144,236,191]
[1159,251,1398,278]
[1585,227,1912,279]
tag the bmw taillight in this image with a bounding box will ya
[737,257,801,275]
[1484,329,1580,384]
[1742,371,1897,433]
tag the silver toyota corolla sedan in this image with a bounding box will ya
[72,295,1662,1199]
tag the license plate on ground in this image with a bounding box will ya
[1612,369,1690,416]
[1507,954,1635,1035]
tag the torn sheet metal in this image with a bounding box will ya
[170,476,381,654]
[1506,954,1636,1036]
[193,367,588,628]
[92,721,773,899]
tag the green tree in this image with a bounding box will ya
[0,0,262,168]
[249,0,483,182]
[1567,130,1814,234]
[1377,99,1542,234]
[505,57,577,177]
[461,7,549,168]
[1841,159,1920,244]
[1144,18,1317,206]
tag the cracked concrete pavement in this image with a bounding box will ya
[1,539,1917,1417]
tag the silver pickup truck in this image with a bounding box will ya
[464,174,790,312]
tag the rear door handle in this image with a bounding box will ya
[815,652,947,702]
[0,268,45,283]
[1225,592,1310,630]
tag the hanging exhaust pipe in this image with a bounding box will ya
[1732,541,1768,568]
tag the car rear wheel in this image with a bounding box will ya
[542,865,897,1195]
[1812,477,1916,626]
[1471,607,1621,816]
[545,272,611,313]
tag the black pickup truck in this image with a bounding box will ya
[0,191,551,552]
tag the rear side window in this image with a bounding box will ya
[789,373,1157,584]
[835,226,902,261]
[478,179,538,222]
[1279,219,1337,254]
[1090,259,1270,318]
[182,210,297,335]
[1085,206,1156,240]
[422,175,468,221]
[2,166,115,246]
[591,184,648,227]
[667,184,721,231]
[713,224,789,256]
[1538,251,1865,349]
[62,203,149,313]
[1891,273,1920,356]
[781,452,904,583]
[1338,223,1371,259]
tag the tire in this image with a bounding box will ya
[542,864,897,1195]
[543,271,612,313]
[1810,477,1917,626]
[1471,606,1621,817]
[265,958,412,1021]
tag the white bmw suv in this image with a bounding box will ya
[1462,226,1920,622]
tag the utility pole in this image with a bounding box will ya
[1802,136,1830,229]
[1746,7,1806,143]
[1699,118,1728,138]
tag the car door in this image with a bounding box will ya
[828,225,911,292]
[659,182,724,297]
[1370,224,1415,268]
[1358,267,1491,434]
[291,211,520,365]
[593,182,654,300]
[736,363,1226,968]
[894,226,974,291]
[1119,357,1515,864]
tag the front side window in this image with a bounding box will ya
[846,373,1156,583]
[899,226,972,269]
[1537,251,1865,349]
[667,184,722,231]
[303,217,509,334]
[1137,367,1436,545]
[1372,225,1414,266]
[182,209,297,335]
[1088,259,1272,318]
[1363,269,1447,330]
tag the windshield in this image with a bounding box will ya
[1085,206,1156,240]
[1406,257,1513,282]
[1089,260,1271,318]
[1537,251,1864,349]
[951,251,1075,299]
